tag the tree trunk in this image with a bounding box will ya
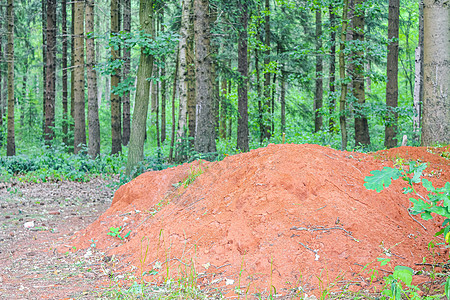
[187,0,196,146]
[70,1,75,140]
[168,51,179,163]
[42,0,47,135]
[413,2,424,143]
[421,0,450,145]
[329,4,336,131]
[353,0,370,147]
[263,0,271,140]
[125,0,154,177]
[255,48,263,143]
[176,0,191,161]
[219,77,227,139]
[44,0,56,143]
[122,0,131,146]
[62,0,69,146]
[0,4,4,142]
[339,0,349,151]
[384,0,399,149]
[280,69,286,134]
[314,8,323,132]
[73,0,86,154]
[194,0,216,155]
[86,0,100,158]
[236,1,249,153]
[111,0,122,154]
[160,10,166,144]
[7,0,15,156]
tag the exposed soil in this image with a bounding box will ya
[1,144,449,299]
[0,177,117,299]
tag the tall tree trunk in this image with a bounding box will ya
[194,0,216,154]
[111,0,122,154]
[255,48,263,143]
[187,0,196,146]
[237,1,249,153]
[6,0,15,156]
[122,0,131,146]
[42,0,47,134]
[70,1,75,140]
[339,0,349,151]
[125,0,154,177]
[280,69,286,134]
[62,0,69,146]
[314,8,323,132]
[73,0,86,154]
[86,0,100,158]
[176,0,191,161]
[421,0,450,145]
[263,0,271,140]
[160,10,166,144]
[44,0,56,143]
[219,77,227,139]
[353,0,370,147]
[384,0,399,149]
[329,4,336,131]
[168,51,179,163]
[413,2,424,143]
[0,5,4,142]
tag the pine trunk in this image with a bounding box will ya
[263,0,271,140]
[122,0,131,146]
[7,0,15,156]
[73,0,86,154]
[314,9,323,132]
[187,0,196,145]
[160,10,166,144]
[44,0,56,143]
[339,0,349,151]
[111,0,122,154]
[384,0,399,149]
[62,0,68,146]
[329,4,336,131]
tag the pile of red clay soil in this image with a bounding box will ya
[68,144,450,297]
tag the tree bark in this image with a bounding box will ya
[62,0,69,146]
[111,0,122,154]
[7,0,15,156]
[73,0,86,154]
[236,1,249,153]
[263,0,271,140]
[187,0,196,146]
[384,0,399,149]
[329,4,336,131]
[168,51,179,163]
[194,0,216,155]
[160,10,166,144]
[44,0,56,143]
[421,0,450,145]
[219,77,227,139]
[122,0,131,146]
[86,0,100,158]
[353,0,370,147]
[339,0,349,151]
[42,0,47,135]
[314,8,323,132]
[413,2,424,143]
[0,6,3,140]
[125,0,154,177]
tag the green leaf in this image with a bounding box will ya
[123,230,131,239]
[364,167,402,192]
[421,212,433,220]
[445,276,450,299]
[393,266,413,286]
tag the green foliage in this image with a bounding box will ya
[364,167,402,192]
[182,161,205,188]
[107,226,131,241]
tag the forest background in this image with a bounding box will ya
[0,0,448,180]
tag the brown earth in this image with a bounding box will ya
[68,144,450,298]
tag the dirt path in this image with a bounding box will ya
[0,177,117,299]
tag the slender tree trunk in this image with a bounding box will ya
[0,10,3,142]
[194,0,216,154]
[86,0,100,158]
[125,0,154,177]
[160,10,166,144]
[168,51,179,163]
[263,0,271,140]
[111,0,122,154]
[7,0,15,156]
[122,0,131,146]
[421,0,450,145]
[237,1,249,152]
[255,48,263,143]
[353,0,370,147]
[329,4,336,131]
[219,77,227,139]
[314,8,323,132]
[384,0,399,149]
[339,0,349,151]
[187,0,196,146]
[42,0,47,134]
[73,0,86,154]
[70,1,75,138]
[62,0,69,146]
[413,2,424,143]
[44,0,56,143]
[176,0,191,161]
[280,69,286,134]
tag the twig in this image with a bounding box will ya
[291,225,359,242]
[402,204,427,230]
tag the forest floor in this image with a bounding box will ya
[0,177,118,299]
[0,144,449,299]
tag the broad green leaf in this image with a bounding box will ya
[421,212,433,220]
[409,197,430,214]
[364,167,402,192]
[410,162,427,183]
[393,266,413,286]
[445,276,450,298]
[422,178,434,191]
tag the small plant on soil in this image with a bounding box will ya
[364,161,450,298]
[182,161,205,187]
[107,226,131,240]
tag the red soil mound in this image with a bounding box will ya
[69,144,450,297]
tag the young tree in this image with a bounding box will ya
[41,0,46,133]
[62,0,69,146]
[339,0,349,151]
[314,8,323,133]
[44,0,56,143]
[7,0,15,156]
[73,0,86,154]
[262,0,271,140]
[122,0,131,146]
[384,0,399,148]
[237,0,249,152]
[125,0,154,177]
[328,4,336,131]
[421,0,450,145]
[353,0,370,147]
[111,0,122,154]
[86,0,100,158]
[186,0,196,146]
[194,0,216,154]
